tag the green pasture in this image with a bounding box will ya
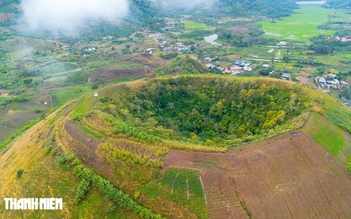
[50,85,92,107]
[305,113,345,155]
[183,22,206,29]
[275,62,285,68]
[227,46,274,59]
[260,6,336,41]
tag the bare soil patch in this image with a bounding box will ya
[7,110,15,115]
[164,132,351,219]
[64,120,99,152]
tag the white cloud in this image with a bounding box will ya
[21,0,129,33]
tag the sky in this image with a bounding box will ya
[20,0,130,33]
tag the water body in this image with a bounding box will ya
[204,34,222,46]
[296,1,326,5]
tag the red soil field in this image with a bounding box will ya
[164,132,351,219]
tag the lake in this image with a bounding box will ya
[204,34,222,46]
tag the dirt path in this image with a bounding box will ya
[164,132,351,219]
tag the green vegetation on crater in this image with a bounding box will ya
[91,76,310,147]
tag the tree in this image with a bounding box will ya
[315,45,332,54]
[16,169,24,179]
[190,45,196,52]
[282,56,290,63]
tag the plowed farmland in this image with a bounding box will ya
[164,132,351,219]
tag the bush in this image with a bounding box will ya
[16,169,24,179]
[57,156,66,165]
[100,97,109,103]
[44,146,52,154]
[73,113,84,121]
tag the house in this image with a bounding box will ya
[222,69,232,74]
[206,64,214,68]
[334,79,340,85]
[319,77,328,88]
[276,41,287,46]
[61,45,72,50]
[153,33,165,42]
[341,81,349,86]
[319,77,326,83]
[234,61,250,67]
[341,36,351,42]
[182,48,189,53]
[174,42,184,47]
[146,48,156,54]
[244,67,252,71]
[103,36,115,40]
[85,47,97,53]
[163,46,172,52]
[282,73,291,80]
[262,64,270,68]
[328,73,336,78]
[230,65,242,71]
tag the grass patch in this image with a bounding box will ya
[140,168,208,219]
[275,62,285,68]
[77,123,106,142]
[50,85,92,107]
[260,6,335,41]
[183,22,206,29]
[305,113,345,155]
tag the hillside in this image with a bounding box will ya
[324,0,351,8]
[1,75,351,218]
[157,0,299,18]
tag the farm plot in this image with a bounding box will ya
[140,168,208,218]
[164,132,351,219]
[260,6,335,41]
[183,22,207,29]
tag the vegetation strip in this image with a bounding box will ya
[73,165,162,219]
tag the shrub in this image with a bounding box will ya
[44,146,52,154]
[16,169,24,179]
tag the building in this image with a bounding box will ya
[206,64,214,69]
[234,61,250,67]
[319,77,327,88]
[319,77,326,83]
[341,81,349,86]
[282,73,291,80]
[145,48,156,54]
[276,41,287,46]
[222,69,232,74]
[174,42,184,47]
[328,73,337,78]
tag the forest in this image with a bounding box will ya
[95,77,310,146]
